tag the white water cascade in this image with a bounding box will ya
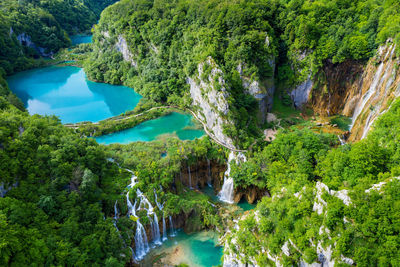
[126,192,150,260]
[162,216,167,241]
[350,62,385,130]
[337,135,346,145]
[218,151,247,204]
[113,200,119,231]
[154,189,168,241]
[169,216,176,236]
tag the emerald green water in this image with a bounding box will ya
[144,230,222,267]
[95,112,205,144]
[7,66,141,123]
[70,35,92,45]
[237,199,256,211]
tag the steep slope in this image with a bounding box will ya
[305,41,399,141]
[222,99,400,266]
[85,0,278,149]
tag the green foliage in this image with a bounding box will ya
[231,129,336,191]
[0,103,130,265]
[227,99,400,266]
[279,0,400,82]
[0,0,117,76]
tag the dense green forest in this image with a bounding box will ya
[225,99,400,266]
[84,0,400,147]
[0,0,118,74]
[0,97,225,265]
[1,0,400,266]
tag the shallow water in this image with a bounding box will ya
[7,66,141,123]
[70,35,92,45]
[143,230,222,267]
[237,198,256,211]
[94,112,205,144]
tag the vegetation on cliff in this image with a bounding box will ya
[224,100,400,266]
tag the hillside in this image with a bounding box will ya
[0,0,400,266]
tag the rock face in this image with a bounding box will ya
[233,186,267,204]
[304,40,399,141]
[188,57,236,149]
[179,158,265,204]
[115,35,137,67]
[179,159,226,191]
[290,77,313,108]
[237,58,276,123]
[17,32,52,57]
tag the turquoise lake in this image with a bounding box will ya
[7,66,142,123]
[70,35,92,45]
[143,230,222,267]
[95,112,205,144]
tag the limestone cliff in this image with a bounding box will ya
[237,59,275,123]
[16,32,53,57]
[222,180,378,267]
[188,57,236,149]
[295,40,399,142]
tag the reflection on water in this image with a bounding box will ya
[7,66,141,123]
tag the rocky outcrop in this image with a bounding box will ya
[222,182,356,267]
[188,57,235,149]
[237,58,276,123]
[304,40,399,141]
[233,186,267,204]
[115,35,137,67]
[291,77,313,108]
[179,159,226,191]
[17,33,52,57]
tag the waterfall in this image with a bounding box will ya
[148,215,155,247]
[129,247,136,262]
[218,177,235,204]
[218,152,246,204]
[350,62,385,130]
[162,215,167,241]
[126,192,134,214]
[126,191,149,261]
[188,165,192,188]
[207,158,212,187]
[152,213,162,245]
[126,169,138,188]
[114,200,119,220]
[135,220,150,260]
[113,200,120,231]
[169,216,176,236]
[337,135,345,145]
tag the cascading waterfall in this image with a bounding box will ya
[207,158,212,187]
[154,189,168,241]
[350,62,385,130]
[169,216,176,236]
[135,220,150,260]
[126,192,150,260]
[337,135,345,145]
[162,216,167,241]
[113,200,119,231]
[188,165,192,188]
[218,151,247,204]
